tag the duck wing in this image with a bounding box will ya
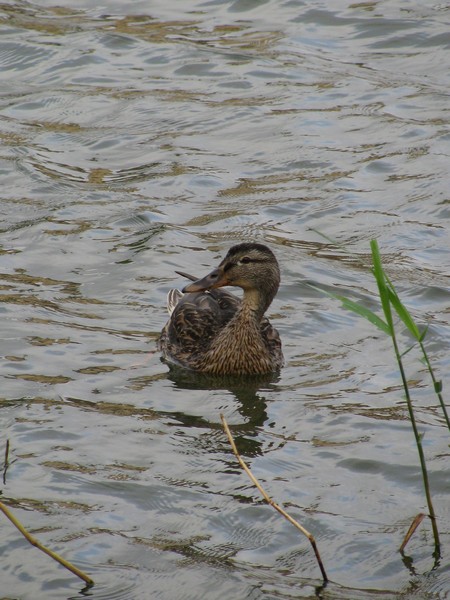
[167,289,183,316]
[160,278,241,362]
[260,317,284,368]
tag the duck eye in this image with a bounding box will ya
[240,256,251,264]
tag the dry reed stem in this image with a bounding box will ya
[0,501,94,586]
[220,414,328,582]
[400,513,426,553]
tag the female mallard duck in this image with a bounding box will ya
[158,242,283,375]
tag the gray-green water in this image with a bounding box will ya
[1,1,449,598]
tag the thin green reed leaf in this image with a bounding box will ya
[370,240,393,331]
[387,287,421,340]
[419,340,449,430]
[401,343,417,358]
[335,295,391,334]
[308,285,390,334]
[419,324,429,343]
[308,228,340,247]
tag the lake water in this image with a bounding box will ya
[0,1,449,598]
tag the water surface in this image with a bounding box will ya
[0,1,449,598]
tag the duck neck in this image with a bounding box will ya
[239,289,265,323]
[241,287,272,322]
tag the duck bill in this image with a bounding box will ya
[182,267,228,293]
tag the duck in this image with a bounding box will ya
[158,242,283,375]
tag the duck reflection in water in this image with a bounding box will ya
[163,365,281,457]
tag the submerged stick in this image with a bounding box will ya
[220,414,328,582]
[0,501,94,586]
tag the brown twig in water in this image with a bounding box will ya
[220,414,328,582]
[0,501,94,586]
[400,513,426,553]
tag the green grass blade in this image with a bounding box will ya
[370,240,394,331]
[387,287,422,340]
[419,324,429,343]
[401,342,417,358]
[336,295,390,334]
[309,285,390,334]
